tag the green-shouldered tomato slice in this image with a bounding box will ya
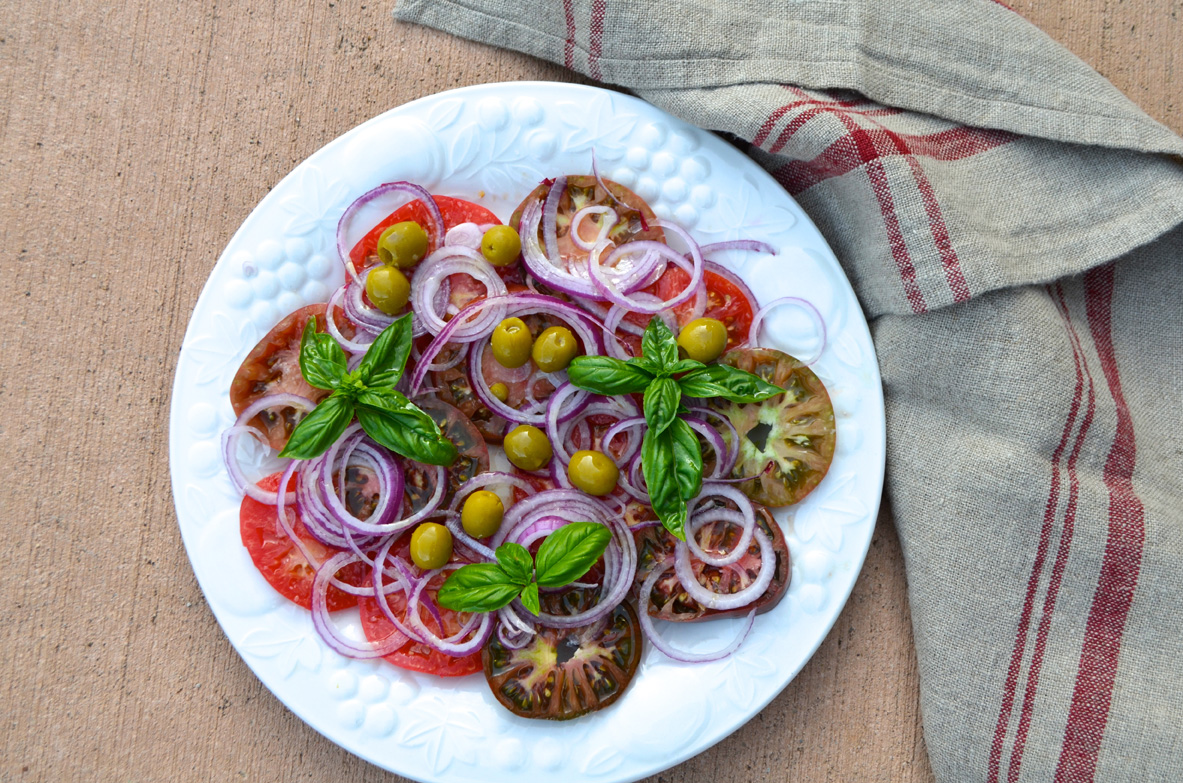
[712,348,836,507]
[482,598,642,720]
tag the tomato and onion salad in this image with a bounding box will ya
[222,174,836,719]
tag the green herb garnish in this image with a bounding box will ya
[437,522,612,615]
[278,313,457,466]
[567,317,782,540]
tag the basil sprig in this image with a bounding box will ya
[277,313,457,466]
[437,522,612,615]
[567,317,782,540]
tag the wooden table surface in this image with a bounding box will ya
[1,1,1177,781]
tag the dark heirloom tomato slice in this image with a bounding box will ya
[402,398,489,513]
[482,599,643,720]
[510,175,664,269]
[230,303,357,451]
[239,472,368,611]
[712,348,836,507]
[357,533,483,678]
[632,503,790,622]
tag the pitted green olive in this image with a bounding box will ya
[377,221,429,269]
[531,326,579,373]
[503,425,553,471]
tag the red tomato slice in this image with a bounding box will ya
[348,195,500,271]
[239,472,368,611]
[629,267,754,351]
[357,534,483,677]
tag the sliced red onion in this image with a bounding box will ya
[569,205,616,251]
[520,196,665,300]
[337,182,443,275]
[683,417,731,479]
[494,489,636,629]
[221,393,315,504]
[747,295,827,365]
[311,552,415,658]
[445,222,483,249]
[638,558,757,663]
[324,285,376,354]
[674,527,775,611]
[468,341,588,427]
[404,567,493,656]
[685,484,757,567]
[410,245,508,339]
[587,232,703,315]
[444,513,495,562]
[541,175,565,264]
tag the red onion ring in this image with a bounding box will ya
[410,245,508,339]
[311,552,416,658]
[685,484,758,567]
[638,558,757,663]
[337,182,443,278]
[674,527,775,611]
[747,296,827,365]
[221,393,315,504]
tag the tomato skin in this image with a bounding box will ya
[239,472,367,611]
[357,533,483,677]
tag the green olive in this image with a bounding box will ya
[409,522,453,570]
[489,382,510,403]
[481,225,522,267]
[567,450,619,496]
[677,317,729,363]
[492,317,533,369]
[461,490,505,539]
[503,425,553,471]
[365,265,411,315]
[531,326,580,373]
[377,221,429,269]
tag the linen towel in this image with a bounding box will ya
[394,1,1183,780]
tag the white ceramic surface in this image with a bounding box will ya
[169,82,885,783]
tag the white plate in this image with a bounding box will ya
[169,82,885,783]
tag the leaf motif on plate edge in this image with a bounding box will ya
[793,472,869,552]
[240,627,323,678]
[279,165,351,241]
[400,698,483,774]
[183,311,259,387]
[426,98,464,133]
[580,744,624,776]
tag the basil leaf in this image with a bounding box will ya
[356,388,457,466]
[519,582,541,616]
[643,377,681,434]
[357,313,413,387]
[533,522,613,587]
[437,563,523,613]
[496,542,534,585]
[567,356,654,395]
[278,394,354,459]
[677,364,784,403]
[668,417,704,501]
[641,427,687,540]
[641,316,678,372]
[298,318,348,391]
[668,358,705,375]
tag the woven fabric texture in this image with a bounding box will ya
[395,1,1183,780]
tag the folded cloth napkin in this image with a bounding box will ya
[395,1,1183,779]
